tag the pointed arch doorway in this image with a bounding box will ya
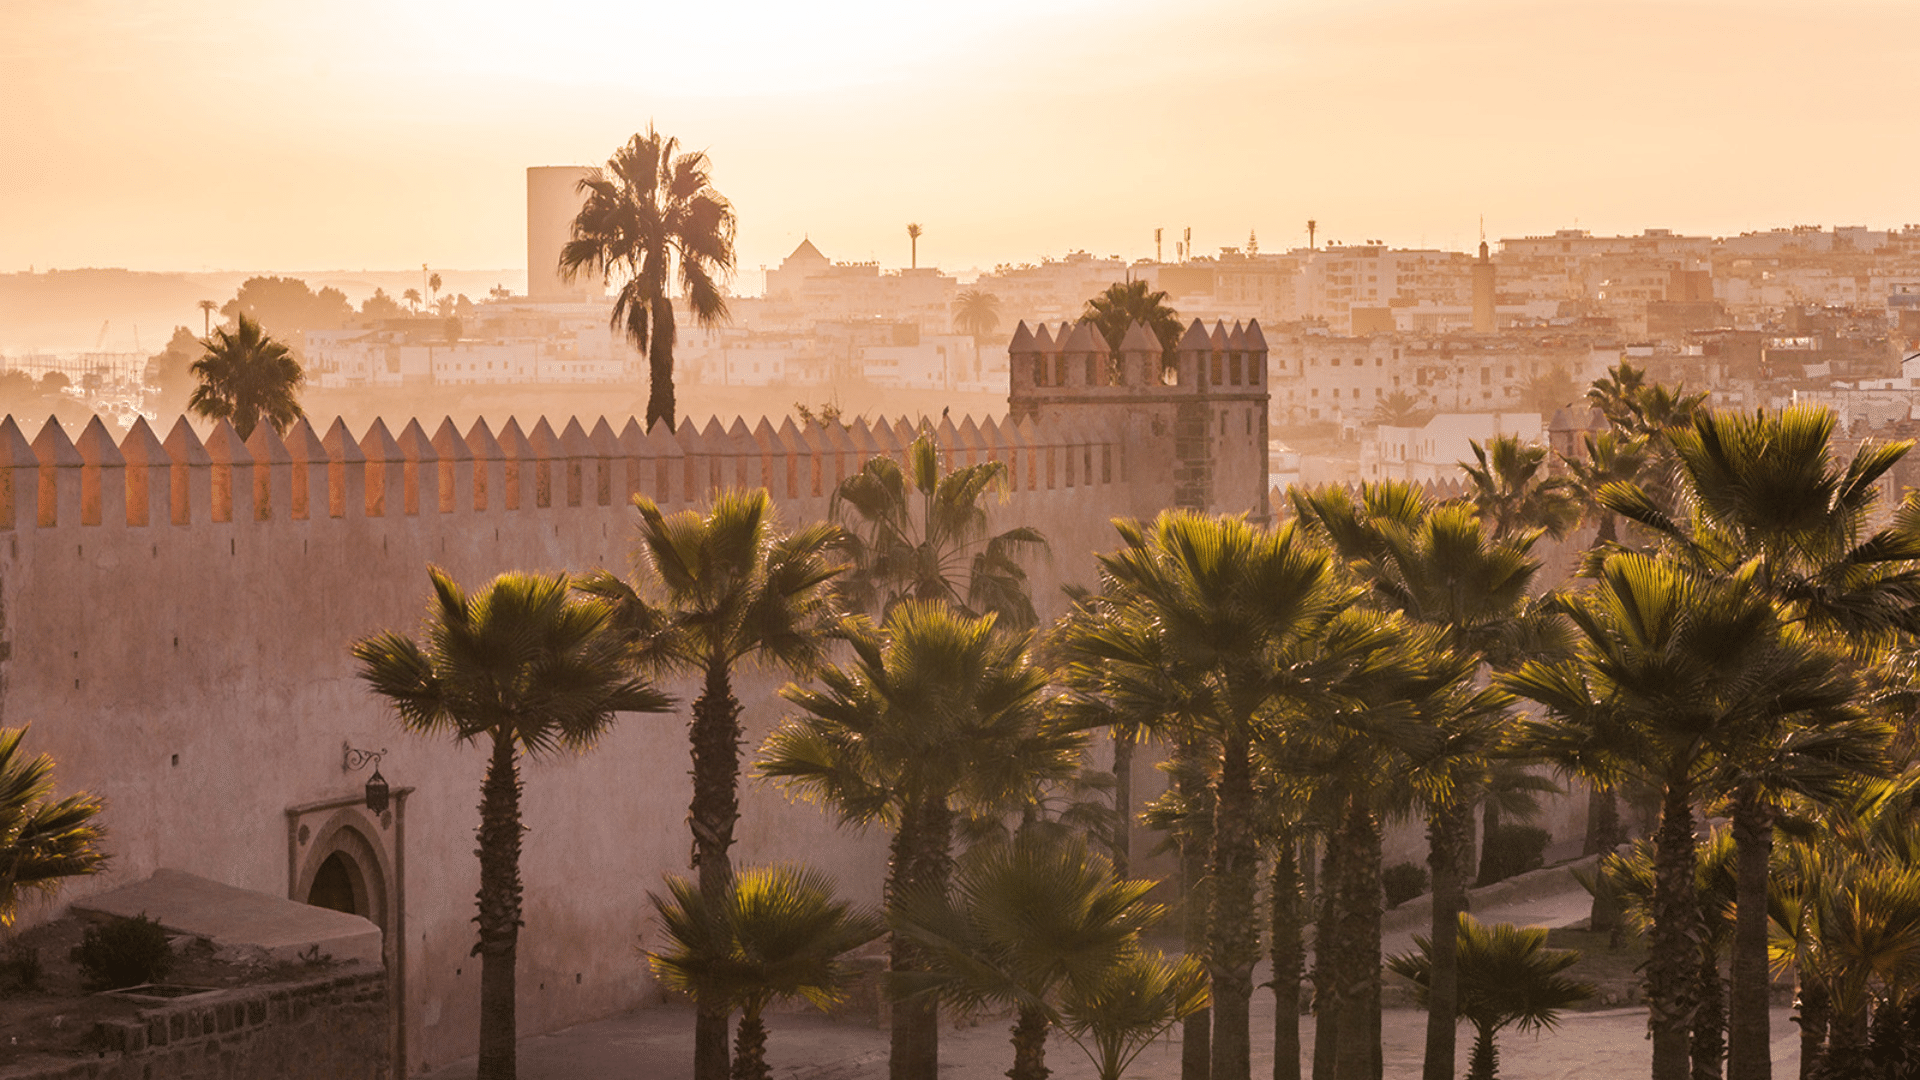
[288,789,411,1076]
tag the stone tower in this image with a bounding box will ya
[1007,317,1270,522]
[1471,240,1496,332]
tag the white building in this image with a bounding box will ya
[1362,412,1545,484]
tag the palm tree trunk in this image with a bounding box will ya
[732,1003,770,1080]
[1332,794,1382,1080]
[1421,802,1471,1080]
[691,661,743,1080]
[1311,841,1340,1080]
[1112,732,1134,879]
[1796,978,1828,1080]
[1209,726,1258,1080]
[1466,1022,1499,1080]
[475,730,523,1080]
[1271,837,1304,1080]
[888,795,954,1080]
[1649,776,1705,1080]
[647,293,677,433]
[1587,786,1625,937]
[1476,799,1504,887]
[1009,1004,1051,1080]
[1727,787,1773,1080]
[1692,945,1725,1080]
[1176,735,1214,1080]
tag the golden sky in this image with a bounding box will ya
[4,0,1918,285]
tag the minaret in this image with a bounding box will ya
[1471,239,1496,332]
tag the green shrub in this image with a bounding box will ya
[70,913,173,991]
[1383,862,1429,908]
[1481,825,1552,885]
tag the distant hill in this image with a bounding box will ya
[0,268,530,354]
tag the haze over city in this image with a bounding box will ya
[7,0,1920,277]
[8,5,1920,1080]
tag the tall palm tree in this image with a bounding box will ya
[0,726,106,927]
[187,312,306,441]
[1504,554,1857,1080]
[646,864,884,1080]
[832,431,1048,629]
[762,601,1078,1080]
[560,126,737,433]
[576,489,841,1080]
[906,223,923,270]
[891,833,1163,1080]
[952,289,1002,341]
[352,569,670,1080]
[1090,511,1382,1080]
[196,299,216,337]
[1601,404,1920,1080]
[1388,915,1594,1080]
[1083,280,1183,365]
[1291,480,1551,1080]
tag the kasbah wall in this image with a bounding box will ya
[0,316,1585,1075]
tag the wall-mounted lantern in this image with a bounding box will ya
[342,743,390,816]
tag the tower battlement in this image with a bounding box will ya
[1007,317,1271,520]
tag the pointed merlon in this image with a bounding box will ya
[433,417,474,461]
[32,417,81,476]
[1008,321,1037,355]
[1178,318,1211,352]
[245,420,292,465]
[167,416,213,466]
[1118,320,1161,354]
[77,416,126,467]
[1244,319,1268,352]
[202,419,254,467]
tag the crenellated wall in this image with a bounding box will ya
[0,404,1150,1075]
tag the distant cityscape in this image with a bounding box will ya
[5,167,1919,498]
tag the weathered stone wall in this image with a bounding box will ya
[0,968,387,1080]
[0,405,1150,1074]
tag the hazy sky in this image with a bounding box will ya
[5,0,1919,288]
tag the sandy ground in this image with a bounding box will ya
[422,1001,1801,1080]
[424,865,1797,1080]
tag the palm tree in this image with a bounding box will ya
[576,490,841,1080]
[1090,511,1376,1080]
[560,126,737,433]
[1387,914,1594,1080]
[832,431,1048,629]
[428,271,443,305]
[403,287,422,314]
[196,299,216,337]
[1367,390,1429,428]
[762,600,1077,1080]
[352,569,671,1080]
[1504,554,1857,1080]
[1460,434,1580,541]
[891,833,1163,1080]
[906,223,923,270]
[1601,404,1920,1080]
[952,289,1002,341]
[646,864,884,1080]
[0,726,106,926]
[187,312,306,441]
[1058,947,1211,1080]
[1291,480,1552,1080]
[1083,280,1183,366]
